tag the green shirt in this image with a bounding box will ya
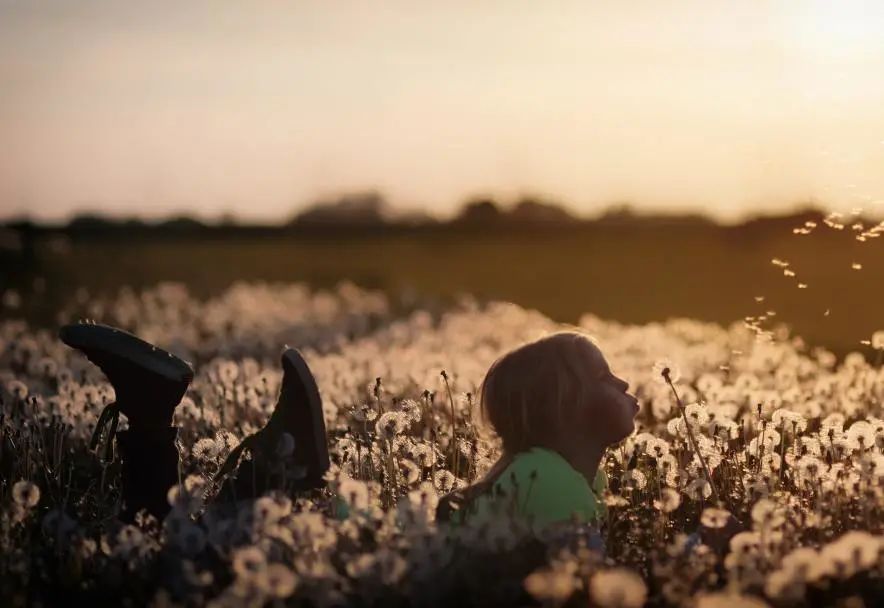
[450,447,607,530]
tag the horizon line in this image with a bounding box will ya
[4,196,882,228]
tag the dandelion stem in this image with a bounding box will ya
[662,369,720,504]
[441,370,459,476]
[374,377,384,417]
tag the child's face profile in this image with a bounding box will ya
[579,341,639,445]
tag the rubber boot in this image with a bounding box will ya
[59,322,193,522]
[116,427,180,521]
[216,348,330,500]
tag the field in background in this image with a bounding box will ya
[4,218,881,360]
[3,221,884,606]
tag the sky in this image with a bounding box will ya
[2,0,884,223]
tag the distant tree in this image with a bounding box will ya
[70,213,131,231]
[595,203,637,224]
[737,203,827,234]
[219,212,239,227]
[290,191,389,226]
[391,208,439,227]
[157,216,207,233]
[67,213,119,231]
[454,197,502,224]
[508,196,576,224]
[2,216,36,232]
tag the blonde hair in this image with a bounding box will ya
[476,329,600,456]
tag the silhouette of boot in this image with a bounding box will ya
[215,348,330,499]
[59,322,193,521]
[60,322,329,513]
[116,427,180,521]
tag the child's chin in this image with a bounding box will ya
[621,419,637,438]
[609,421,635,445]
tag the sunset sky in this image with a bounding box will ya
[2,1,884,222]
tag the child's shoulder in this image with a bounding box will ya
[498,447,585,488]
[499,447,607,495]
[491,447,604,528]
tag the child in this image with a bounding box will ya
[437,330,639,533]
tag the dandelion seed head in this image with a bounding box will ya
[6,380,28,401]
[259,563,298,598]
[12,480,40,508]
[653,487,681,513]
[524,565,579,604]
[589,568,647,608]
[700,507,733,529]
[695,592,771,608]
[232,546,267,580]
[652,359,681,385]
[339,478,370,512]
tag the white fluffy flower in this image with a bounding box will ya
[590,568,647,608]
[652,359,682,385]
[12,480,40,508]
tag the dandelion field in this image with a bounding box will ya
[2,281,884,607]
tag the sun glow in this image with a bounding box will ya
[790,1,884,59]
